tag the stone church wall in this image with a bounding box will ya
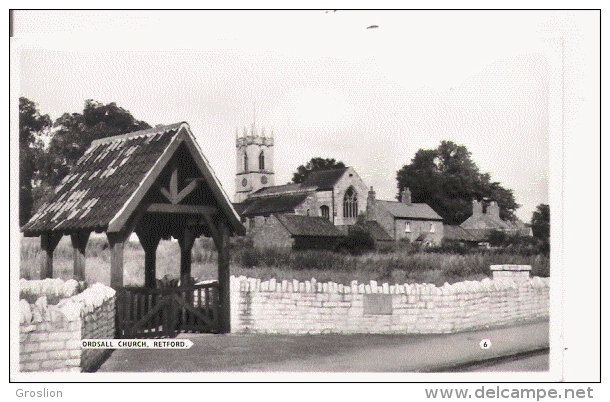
[333,167,369,226]
[250,215,294,249]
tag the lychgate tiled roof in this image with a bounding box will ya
[22,122,245,236]
[376,200,443,221]
[22,124,181,234]
[275,214,345,238]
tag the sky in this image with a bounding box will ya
[12,10,599,222]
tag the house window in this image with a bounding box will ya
[405,222,411,232]
[320,205,330,219]
[244,153,249,173]
[259,151,265,170]
[429,223,435,233]
[343,187,358,218]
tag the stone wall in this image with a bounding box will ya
[19,280,115,372]
[230,269,549,334]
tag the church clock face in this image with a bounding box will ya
[261,176,268,185]
[242,178,248,187]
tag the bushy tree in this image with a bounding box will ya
[292,157,345,184]
[19,97,51,225]
[40,99,151,186]
[530,204,550,241]
[396,141,519,225]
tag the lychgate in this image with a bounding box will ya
[22,122,246,337]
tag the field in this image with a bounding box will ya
[19,235,549,287]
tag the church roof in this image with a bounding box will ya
[249,183,312,197]
[276,214,345,238]
[300,167,349,190]
[22,122,245,236]
[238,193,310,217]
[376,200,443,221]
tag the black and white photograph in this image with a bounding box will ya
[9,7,601,393]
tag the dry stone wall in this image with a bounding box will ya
[19,279,115,372]
[230,271,549,334]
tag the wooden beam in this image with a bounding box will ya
[169,165,178,201]
[135,227,162,289]
[174,180,199,204]
[146,203,217,215]
[107,232,128,289]
[217,220,231,333]
[201,212,221,250]
[158,186,173,203]
[177,227,196,286]
[70,232,90,281]
[40,232,62,279]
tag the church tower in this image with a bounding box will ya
[234,124,275,203]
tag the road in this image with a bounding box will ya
[459,350,549,372]
[97,319,549,373]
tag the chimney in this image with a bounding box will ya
[487,201,500,219]
[366,186,376,220]
[472,200,483,215]
[401,187,412,206]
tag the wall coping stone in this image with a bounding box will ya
[490,264,532,272]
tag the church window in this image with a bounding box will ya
[429,223,435,233]
[320,205,330,219]
[259,151,265,170]
[306,209,310,216]
[343,187,358,218]
[244,153,249,173]
[405,222,411,232]
[249,217,255,230]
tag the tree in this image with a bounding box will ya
[292,157,345,184]
[530,204,550,241]
[40,99,151,186]
[396,141,519,225]
[19,97,51,225]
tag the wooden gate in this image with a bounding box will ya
[116,282,220,338]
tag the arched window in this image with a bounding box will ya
[244,153,249,173]
[343,187,358,218]
[320,205,330,220]
[429,223,435,233]
[405,222,411,232]
[259,150,265,170]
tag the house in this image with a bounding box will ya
[250,214,345,250]
[366,187,444,245]
[459,200,532,242]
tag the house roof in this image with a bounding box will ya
[22,122,245,236]
[460,212,510,230]
[275,214,345,237]
[238,193,310,217]
[300,167,349,190]
[364,221,394,242]
[443,225,479,242]
[376,200,443,221]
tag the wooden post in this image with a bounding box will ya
[136,229,161,289]
[70,232,90,281]
[177,227,195,286]
[107,232,127,289]
[40,232,62,279]
[217,220,231,333]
